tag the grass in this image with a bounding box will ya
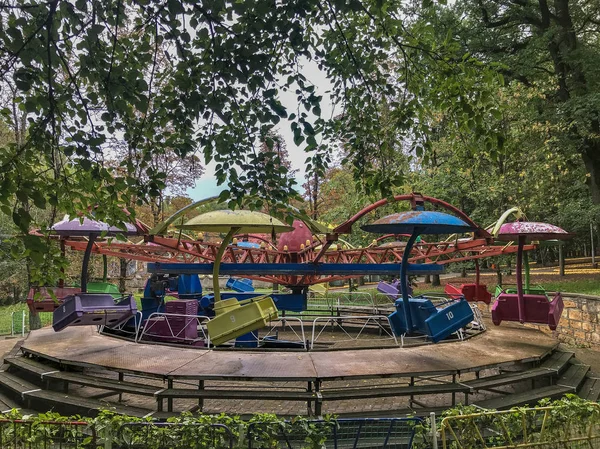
[541,279,600,296]
[407,277,600,296]
[0,303,53,336]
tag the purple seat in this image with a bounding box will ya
[377,280,412,299]
[491,293,564,330]
[52,294,137,332]
[377,281,400,299]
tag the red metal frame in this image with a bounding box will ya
[47,194,532,288]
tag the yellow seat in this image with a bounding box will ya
[207,296,278,346]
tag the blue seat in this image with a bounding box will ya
[388,296,474,343]
[226,277,255,292]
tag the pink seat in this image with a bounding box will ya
[445,283,491,304]
[491,292,564,330]
[27,287,81,314]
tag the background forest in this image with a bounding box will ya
[0,0,599,306]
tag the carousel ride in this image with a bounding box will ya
[26,193,570,350]
[9,193,586,418]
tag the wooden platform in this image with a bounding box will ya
[8,321,583,417]
[21,322,557,382]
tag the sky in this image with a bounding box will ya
[187,59,335,201]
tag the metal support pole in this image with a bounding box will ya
[21,311,25,337]
[167,378,174,412]
[118,373,124,402]
[198,380,204,411]
[592,222,597,268]
[559,243,565,276]
[430,412,438,449]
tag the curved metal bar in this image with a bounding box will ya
[81,234,97,293]
[333,193,490,238]
[150,195,219,236]
[401,231,421,332]
[489,206,525,237]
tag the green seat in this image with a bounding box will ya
[86,282,121,298]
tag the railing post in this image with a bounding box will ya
[103,426,113,449]
[11,312,14,336]
[21,311,25,337]
[430,412,438,449]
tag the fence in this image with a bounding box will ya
[115,422,234,449]
[440,402,600,449]
[247,418,422,449]
[0,419,96,449]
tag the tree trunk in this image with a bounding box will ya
[119,259,128,293]
[582,139,600,204]
[424,274,431,284]
[432,274,440,287]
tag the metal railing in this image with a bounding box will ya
[440,403,600,449]
[136,313,211,345]
[100,311,143,338]
[261,317,306,349]
[0,419,96,449]
[310,315,398,349]
[11,311,26,337]
[247,417,422,449]
[116,422,234,449]
[308,291,376,311]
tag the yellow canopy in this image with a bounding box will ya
[178,210,293,234]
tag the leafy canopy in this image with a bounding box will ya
[0,0,502,225]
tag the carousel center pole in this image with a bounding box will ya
[516,235,526,323]
[213,227,240,303]
[400,230,421,333]
[81,234,97,293]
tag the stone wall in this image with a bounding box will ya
[478,293,600,347]
[545,293,600,346]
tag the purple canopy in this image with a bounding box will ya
[51,216,138,237]
[496,221,572,242]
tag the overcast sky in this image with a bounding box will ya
[187,59,334,201]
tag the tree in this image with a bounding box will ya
[111,139,204,226]
[441,0,600,204]
[0,0,503,280]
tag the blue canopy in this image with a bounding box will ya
[361,211,476,235]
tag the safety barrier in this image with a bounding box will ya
[307,291,376,311]
[440,403,600,449]
[136,313,210,345]
[100,311,143,338]
[10,311,26,337]
[261,317,306,349]
[116,422,234,449]
[310,315,398,349]
[0,419,96,449]
[247,417,422,449]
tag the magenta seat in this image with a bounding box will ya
[445,283,491,304]
[491,292,564,330]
